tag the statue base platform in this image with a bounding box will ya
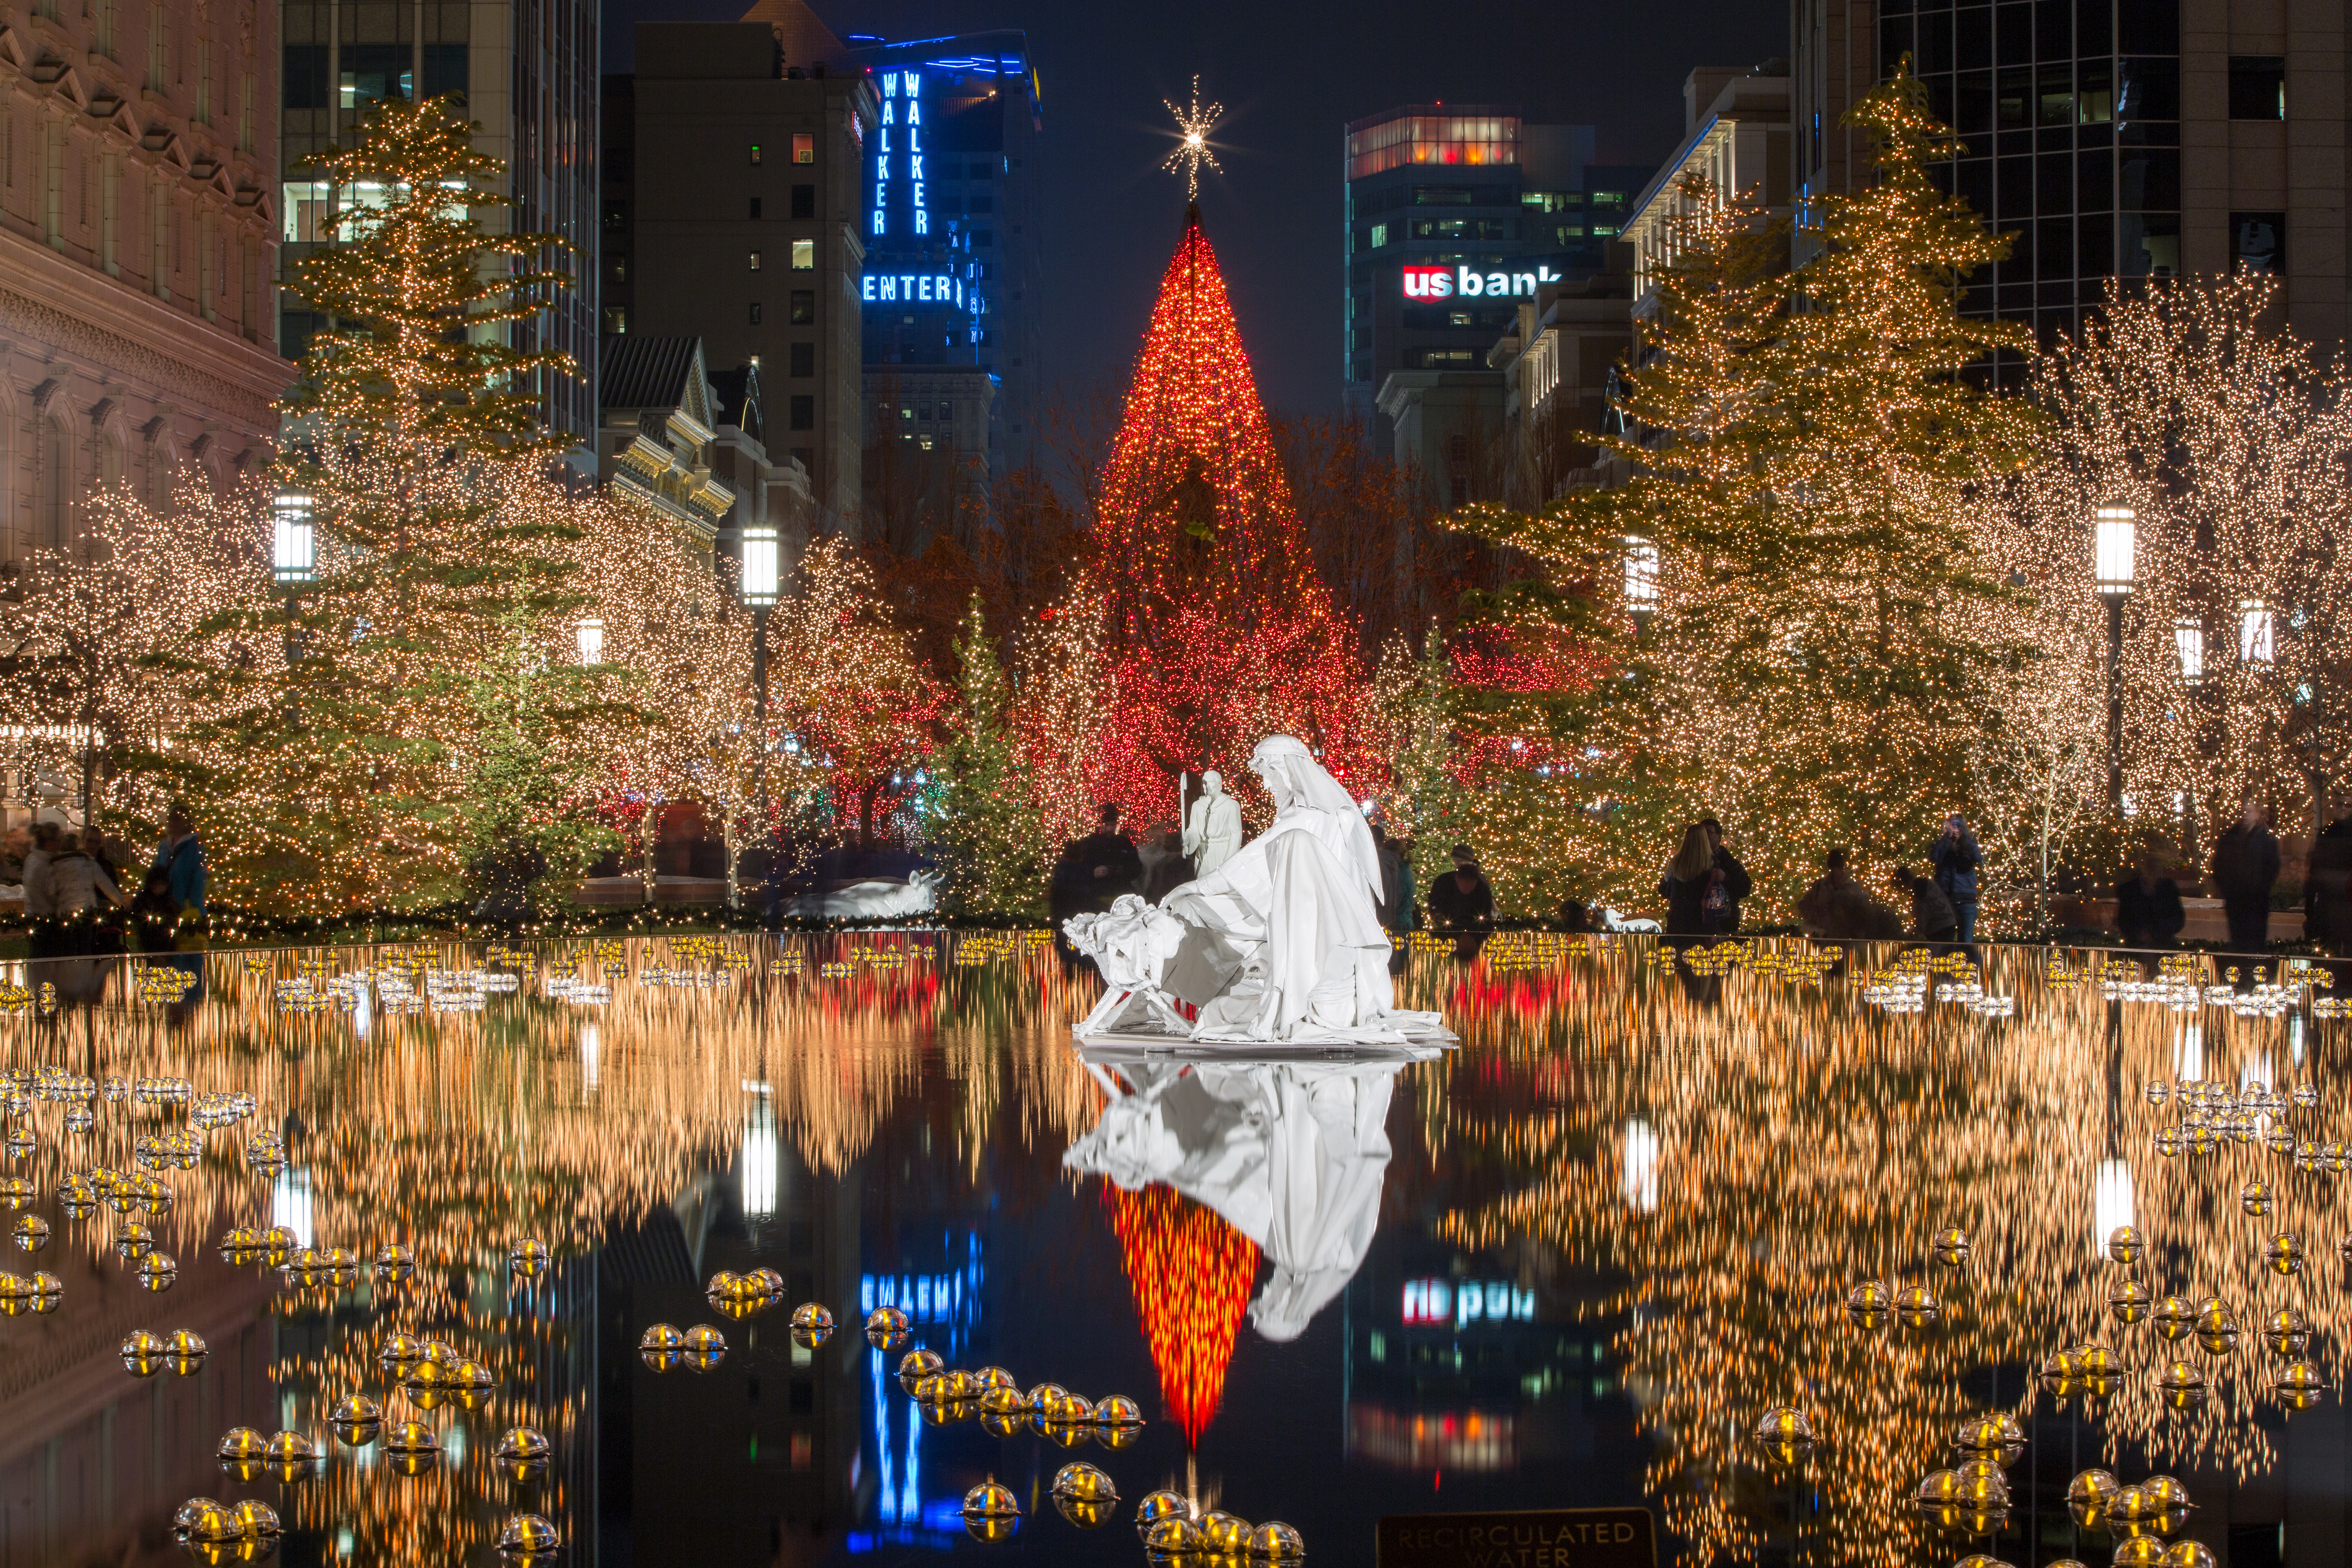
[1074,1031,1452,1065]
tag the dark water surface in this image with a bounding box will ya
[0,933,2347,1567]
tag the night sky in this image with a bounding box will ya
[604,1,1787,419]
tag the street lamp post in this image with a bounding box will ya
[1623,538,1659,639]
[741,527,781,899]
[2094,506,2136,809]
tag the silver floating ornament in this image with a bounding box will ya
[865,1305,911,1347]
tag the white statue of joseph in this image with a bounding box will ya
[1181,768,1245,877]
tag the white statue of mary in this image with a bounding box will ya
[1062,734,1452,1049]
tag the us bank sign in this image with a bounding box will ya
[1402,263,1566,300]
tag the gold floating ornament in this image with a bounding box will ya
[2272,1360,2330,1408]
[375,1243,415,1282]
[962,1478,1021,1543]
[1143,1515,1203,1553]
[2152,1296,2196,1341]
[1951,1413,2022,1465]
[497,1514,561,1557]
[2163,1543,2217,1568]
[508,1238,551,1279]
[1894,1285,1939,1328]
[1754,1406,1814,1457]
[496,1426,552,1480]
[2112,1542,2166,1568]
[790,1303,834,1345]
[13,1214,49,1253]
[2066,1468,2119,1525]
[1093,1394,1145,1428]
[972,1365,1017,1392]
[2241,1180,2274,1216]
[978,1385,1027,1417]
[1845,1278,1890,1328]
[865,1305,911,1347]
[683,1323,727,1372]
[1930,1226,1971,1268]
[1136,1491,1189,1535]
[1247,1521,1306,1559]
[1054,1493,1116,1530]
[2265,1232,2305,1276]
[2109,1279,2152,1324]
[121,1328,167,1376]
[1052,1462,1118,1503]
[114,1223,154,1260]
[174,1498,243,1544]
[1913,1470,1960,1503]
[2157,1363,2208,1410]
[216,1427,268,1482]
[2105,1224,2144,1264]
[1201,1512,1252,1552]
[2263,1307,2311,1357]
[136,1252,178,1292]
[383,1420,441,1475]
[329,1395,382,1445]
[898,1348,943,1392]
[0,1178,31,1212]
[378,1331,425,1372]
[1024,1381,1068,1412]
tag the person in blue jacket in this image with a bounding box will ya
[149,805,207,916]
[1927,812,1982,944]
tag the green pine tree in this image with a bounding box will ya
[160,97,608,913]
[929,597,1047,920]
[1457,67,2039,916]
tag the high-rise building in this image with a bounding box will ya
[1343,105,1647,448]
[844,31,1043,480]
[607,11,874,527]
[1797,0,2351,370]
[0,0,287,567]
[279,0,599,445]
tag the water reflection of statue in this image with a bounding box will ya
[1181,769,1245,878]
[1065,735,1451,1046]
[1065,1058,1400,1341]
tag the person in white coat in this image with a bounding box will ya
[1181,770,1245,880]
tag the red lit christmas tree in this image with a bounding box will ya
[1104,1183,1260,1446]
[1074,182,1376,826]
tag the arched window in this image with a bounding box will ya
[100,425,124,492]
[37,416,69,550]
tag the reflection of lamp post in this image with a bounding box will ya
[2094,506,2136,808]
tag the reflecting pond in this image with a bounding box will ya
[0,933,2347,1566]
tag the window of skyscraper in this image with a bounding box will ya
[750,143,763,165]
[750,249,762,271]
[2231,212,2284,273]
[790,291,815,324]
[792,240,814,269]
[789,343,814,378]
[790,395,814,431]
[793,133,815,164]
[2228,57,2285,120]
[749,302,763,325]
[791,185,815,220]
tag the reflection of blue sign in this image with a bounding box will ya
[859,1233,986,1541]
[1401,1278,1536,1327]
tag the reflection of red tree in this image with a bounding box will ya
[1103,1181,1260,1446]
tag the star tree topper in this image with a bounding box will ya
[1162,76,1224,200]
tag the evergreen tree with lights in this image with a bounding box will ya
[164,97,603,913]
[1465,68,2038,916]
[929,597,1047,920]
[1080,93,1378,826]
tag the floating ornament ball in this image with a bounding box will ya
[2241,1180,2274,1217]
[790,1303,834,1346]
[1143,1516,1203,1553]
[1247,1521,1307,1560]
[497,1514,562,1557]
[330,1395,383,1444]
[962,1478,1022,1543]
[978,1385,1027,1417]
[1754,1407,1814,1448]
[682,1323,727,1372]
[136,1252,178,1292]
[13,1215,50,1253]
[1135,1490,1189,1534]
[1024,1381,1068,1412]
[865,1305,911,1347]
[508,1238,551,1279]
[1199,1511,1252,1552]
[2106,1225,2144,1265]
[114,1223,153,1260]
[174,1499,243,1544]
[2109,1279,2153,1324]
[1052,1461,1118,1503]
[2263,1307,2312,1357]
[375,1243,415,1281]
[2265,1232,2306,1276]
[216,1428,268,1464]
[1894,1285,1940,1328]
[1094,1394,1145,1428]
[2111,1542,2166,1568]
[2272,1360,2330,1409]
[898,1349,944,1392]
[1930,1226,1972,1268]
[2157,1363,2208,1410]
[2152,1297,2196,1341]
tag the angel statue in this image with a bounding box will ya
[1062,735,1453,1051]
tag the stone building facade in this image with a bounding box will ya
[0,0,287,568]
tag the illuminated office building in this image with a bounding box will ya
[279,0,599,448]
[1344,104,1647,446]
[843,32,1042,479]
[1798,0,2351,371]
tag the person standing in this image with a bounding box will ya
[1143,829,1195,903]
[1797,849,1904,939]
[19,822,61,920]
[1071,804,1144,910]
[1927,813,1983,944]
[2305,792,2352,958]
[1423,844,1494,930]
[2211,799,2281,953]
[2115,849,2187,951]
[1697,817,1753,933]
[1891,864,1960,942]
[1370,823,1405,929]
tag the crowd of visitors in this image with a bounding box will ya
[5,807,206,960]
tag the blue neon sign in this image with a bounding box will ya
[871,71,927,237]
